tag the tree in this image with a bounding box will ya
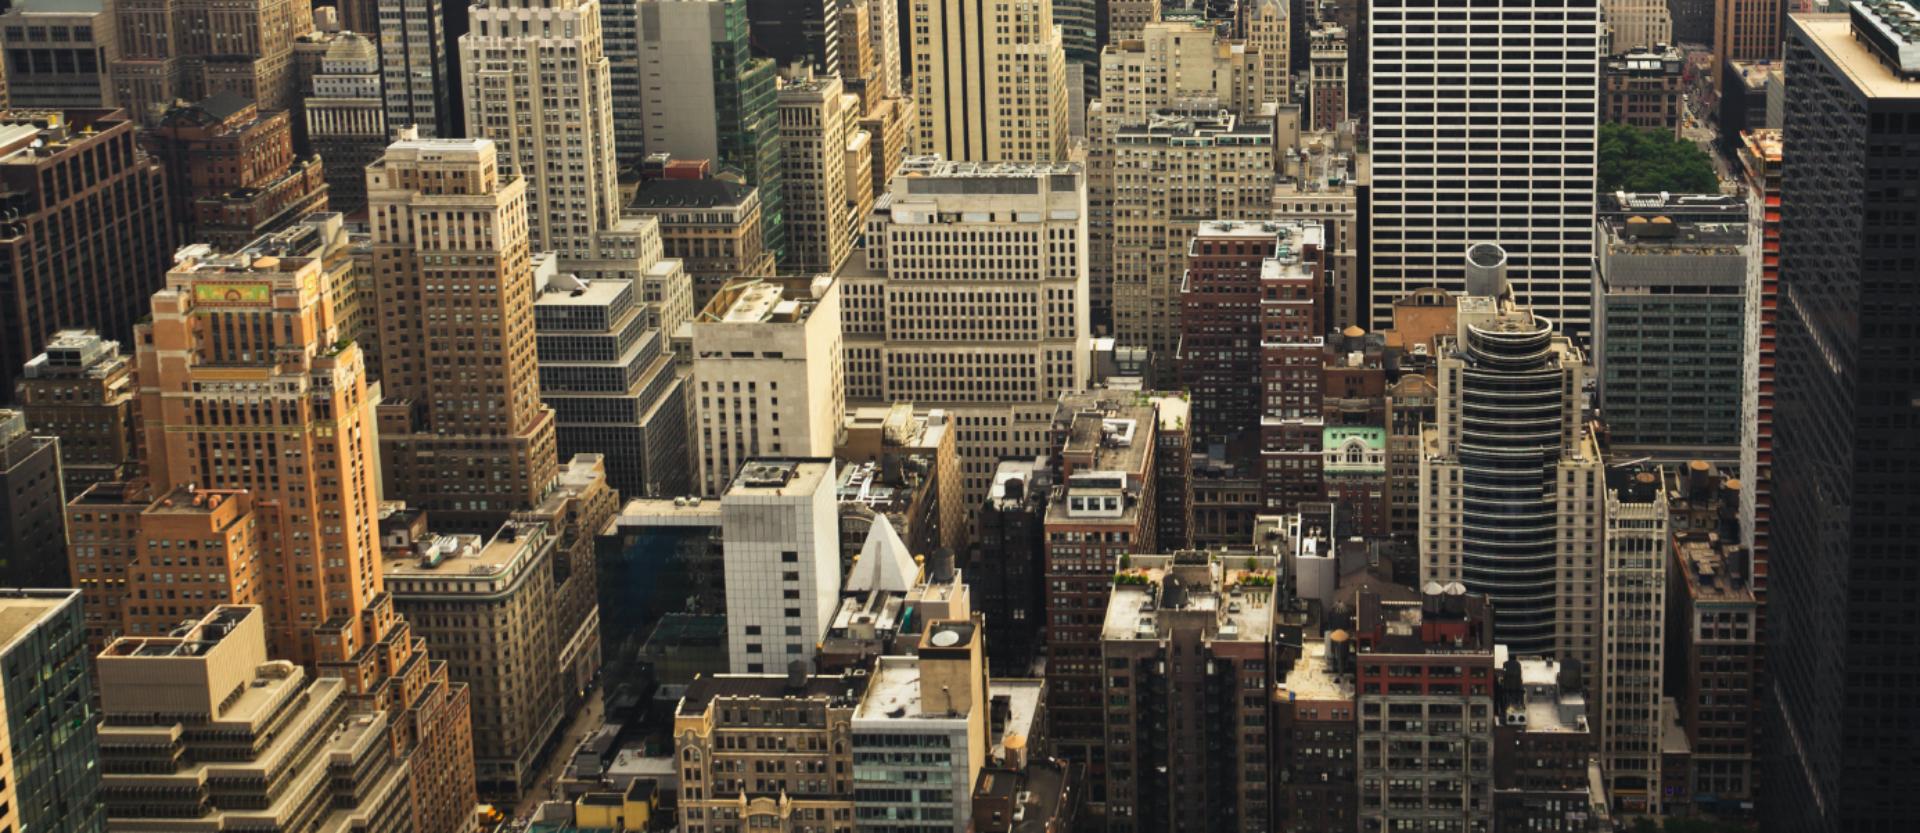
[1599,122,1720,194]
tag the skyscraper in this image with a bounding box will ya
[1600,466,1669,813]
[1765,10,1920,831]
[0,590,102,833]
[305,32,386,213]
[14,330,139,492]
[777,73,862,275]
[380,0,454,136]
[720,459,841,674]
[1603,0,1676,53]
[840,157,1090,503]
[368,136,559,532]
[910,0,1070,163]
[1367,0,1602,339]
[1420,246,1603,667]
[0,410,66,587]
[1714,0,1784,86]
[0,110,174,400]
[107,0,313,123]
[136,230,383,666]
[145,93,329,249]
[690,277,845,495]
[745,0,841,72]
[633,0,786,259]
[0,0,117,109]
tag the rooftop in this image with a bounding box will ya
[1102,552,1278,644]
[1282,637,1355,702]
[1497,648,1591,735]
[384,521,547,581]
[0,590,73,654]
[726,458,834,497]
[697,277,830,324]
[628,177,756,211]
[677,671,870,717]
[1795,10,1920,96]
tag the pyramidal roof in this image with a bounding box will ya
[847,514,918,594]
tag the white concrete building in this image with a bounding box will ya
[691,278,846,495]
[839,157,1090,503]
[720,459,841,674]
[1367,0,1602,339]
[909,0,1070,163]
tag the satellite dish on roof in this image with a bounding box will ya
[930,629,961,648]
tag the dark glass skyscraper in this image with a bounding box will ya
[1766,9,1920,832]
[0,590,103,833]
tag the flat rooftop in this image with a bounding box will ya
[726,459,834,498]
[677,671,869,717]
[384,522,542,580]
[1794,10,1920,97]
[0,592,71,653]
[1282,638,1355,702]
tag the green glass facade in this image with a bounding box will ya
[713,1,787,262]
[0,591,102,833]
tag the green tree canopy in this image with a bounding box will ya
[1599,122,1720,194]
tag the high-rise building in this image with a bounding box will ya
[1249,0,1291,103]
[1102,550,1278,833]
[1041,398,1158,774]
[14,331,138,493]
[628,177,779,309]
[909,0,1070,163]
[0,590,102,833]
[1420,247,1603,666]
[1603,0,1675,53]
[836,403,967,558]
[1257,220,1330,515]
[1353,587,1498,833]
[368,136,559,532]
[536,270,691,499]
[1271,125,1369,331]
[852,618,996,833]
[1594,193,1750,462]
[1766,11,1920,831]
[0,410,65,587]
[718,458,841,674]
[1714,0,1784,86]
[305,31,386,213]
[1733,127,1780,643]
[1491,653,1599,831]
[633,0,786,259]
[1107,0,1160,41]
[463,0,680,281]
[1602,46,1688,130]
[745,0,840,72]
[107,0,313,123]
[95,606,412,833]
[380,0,454,136]
[1308,23,1349,130]
[1108,112,1276,375]
[384,519,564,799]
[1664,462,1757,812]
[840,157,1089,503]
[1178,222,1283,451]
[146,92,330,249]
[134,231,381,665]
[1274,633,1359,833]
[1667,0,1713,44]
[0,110,173,400]
[1367,0,1602,340]
[1055,0,1100,100]
[0,0,117,109]
[690,277,845,495]
[1088,21,1271,331]
[1600,466,1670,814]
[515,454,619,700]
[778,73,862,275]
[971,458,1051,675]
[673,668,868,831]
